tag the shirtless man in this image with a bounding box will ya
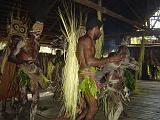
[76,18,123,120]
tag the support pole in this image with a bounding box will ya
[95,0,104,58]
[136,36,145,80]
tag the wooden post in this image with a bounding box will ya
[136,36,145,80]
[95,0,104,58]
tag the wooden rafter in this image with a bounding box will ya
[105,29,160,38]
[73,0,142,28]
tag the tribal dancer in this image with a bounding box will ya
[0,1,53,119]
[76,18,123,120]
[0,17,29,113]
[99,45,139,120]
[8,20,49,120]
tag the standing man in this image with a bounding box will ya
[9,21,48,120]
[76,18,123,120]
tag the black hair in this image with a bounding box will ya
[108,52,117,57]
[86,18,103,31]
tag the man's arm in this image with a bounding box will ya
[84,38,122,67]
[9,40,25,64]
[13,40,25,56]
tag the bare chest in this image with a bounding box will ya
[18,40,39,60]
[24,41,39,52]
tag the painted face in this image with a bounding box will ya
[29,31,41,40]
[94,26,102,40]
[79,25,86,37]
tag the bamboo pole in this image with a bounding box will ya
[95,0,104,58]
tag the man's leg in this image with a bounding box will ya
[76,97,88,120]
[16,86,28,119]
[84,95,98,120]
[112,101,123,120]
[76,107,88,120]
[1,100,6,112]
[30,78,39,120]
[108,107,114,120]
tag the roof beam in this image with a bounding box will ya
[74,0,142,28]
[105,29,160,38]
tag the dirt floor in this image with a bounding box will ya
[0,80,160,120]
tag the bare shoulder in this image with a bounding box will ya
[78,35,91,45]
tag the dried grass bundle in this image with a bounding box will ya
[59,4,83,119]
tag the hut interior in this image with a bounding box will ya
[0,0,160,120]
[0,0,159,81]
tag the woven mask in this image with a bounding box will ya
[7,18,28,40]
